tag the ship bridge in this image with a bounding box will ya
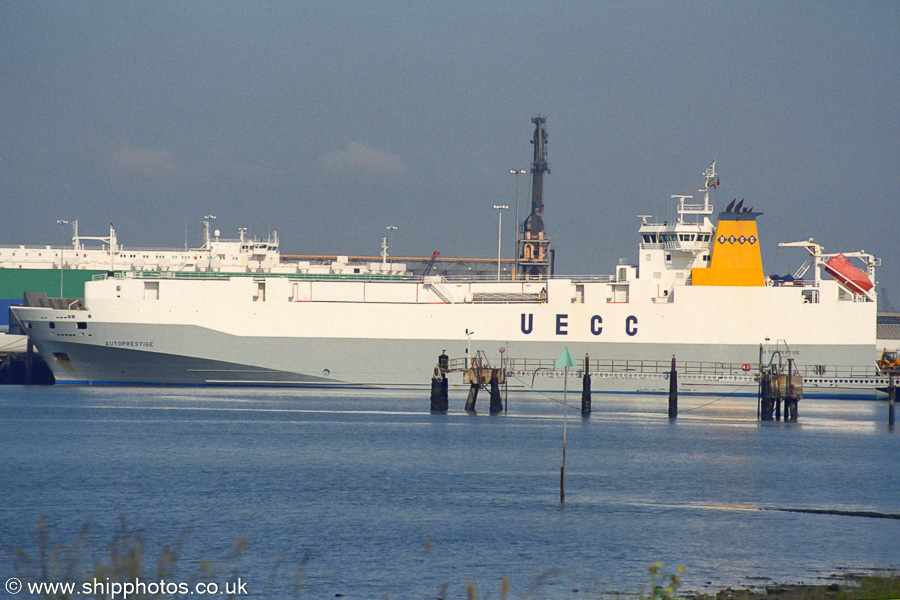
[634,165,719,301]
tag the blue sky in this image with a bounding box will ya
[2,2,898,305]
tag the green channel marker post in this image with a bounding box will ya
[556,346,576,503]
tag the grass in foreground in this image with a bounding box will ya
[682,570,900,600]
[5,521,899,599]
[4,517,306,600]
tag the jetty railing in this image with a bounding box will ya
[447,356,882,380]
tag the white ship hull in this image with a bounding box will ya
[11,274,883,398]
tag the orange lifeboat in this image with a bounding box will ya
[823,254,873,294]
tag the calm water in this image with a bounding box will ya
[1,386,898,599]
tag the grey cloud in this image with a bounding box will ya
[320,142,408,178]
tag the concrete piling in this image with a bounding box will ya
[430,376,448,413]
[429,352,450,413]
[668,356,678,418]
[25,338,34,385]
[785,398,798,422]
[581,354,591,416]
[489,370,503,414]
[889,373,895,428]
[581,373,592,416]
[465,383,479,412]
[760,394,774,421]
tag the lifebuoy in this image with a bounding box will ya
[742,363,752,372]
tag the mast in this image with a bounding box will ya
[700,160,718,214]
[518,116,552,280]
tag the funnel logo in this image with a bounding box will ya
[718,235,757,245]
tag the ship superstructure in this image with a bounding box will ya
[634,162,719,302]
[0,219,283,331]
[0,219,283,274]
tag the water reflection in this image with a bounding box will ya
[1,386,897,598]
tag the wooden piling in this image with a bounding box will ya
[560,462,565,504]
[557,348,573,504]
[668,356,677,418]
[561,369,567,504]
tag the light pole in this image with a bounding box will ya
[493,205,508,280]
[56,219,69,298]
[386,226,397,265]
[509,169,526,277]
[204,215,216,272]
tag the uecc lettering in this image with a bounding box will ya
[520,313,637,336]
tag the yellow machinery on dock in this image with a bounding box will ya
[876,349,900,375]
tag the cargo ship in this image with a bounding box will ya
[0,219,283,332]
[11,120,886,397]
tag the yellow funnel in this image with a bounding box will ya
[692,210,765,286]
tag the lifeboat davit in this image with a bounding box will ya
[824,254,873,295]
